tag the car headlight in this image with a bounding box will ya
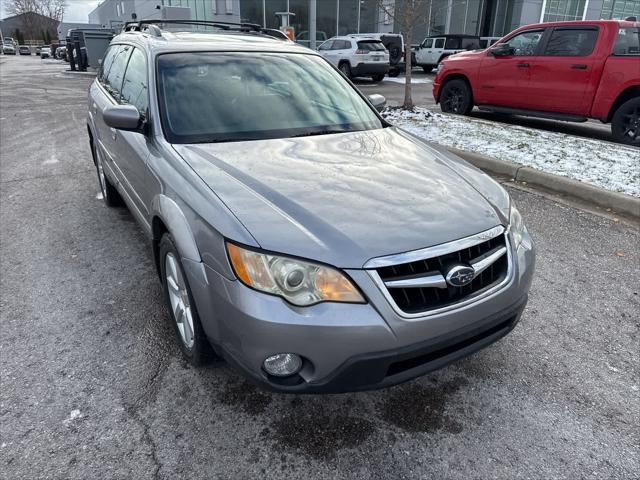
[226,243,365,307]
[509,202,526,247]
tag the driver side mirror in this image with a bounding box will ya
[102,104,144,132]
[367,94,386,112]
[491,43,514,56]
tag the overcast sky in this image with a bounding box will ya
[1,0,101,23]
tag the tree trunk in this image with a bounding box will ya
[403,28,413,109]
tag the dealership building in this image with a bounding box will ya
[89,0,640,47]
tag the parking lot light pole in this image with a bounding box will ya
[309,0,317,50]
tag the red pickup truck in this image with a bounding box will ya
[433,20,640,145]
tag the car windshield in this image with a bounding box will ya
[156,52,383,143]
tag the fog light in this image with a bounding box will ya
[263,353,302,377]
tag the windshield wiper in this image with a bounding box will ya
[290,129,352,138]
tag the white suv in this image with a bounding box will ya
[318,36,389,81]
[415,34,480,72]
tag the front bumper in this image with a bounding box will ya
[185,232,535,393]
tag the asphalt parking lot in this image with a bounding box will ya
[1,55,639,479]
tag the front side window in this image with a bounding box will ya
[318,40,333,51]
[613,27,640,56]
[103,45,131,100]
[505,30,544,56]
[156,53,383,143]
[544,28,598,56]
[98,45,118,83]
[422,38,433,48]
[120,47,148,115]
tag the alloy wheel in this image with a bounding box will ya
[165,252,195,348]
[621,104,640,142]
[443,87,464,113]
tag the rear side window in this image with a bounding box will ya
[357,41,385,51]
[434,38,445,49]
[445,38,461,49]
[98,45,118,83]
[120,48,148,116]
[544,28,598,56]
[103,45,131,101]
[613,27,640,56]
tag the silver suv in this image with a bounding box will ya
[87,20,535,393]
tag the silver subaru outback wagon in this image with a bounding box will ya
[87,20,535,393]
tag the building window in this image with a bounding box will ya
[226,0,234,14]
[601,0,640,20]
[542,0,587,22]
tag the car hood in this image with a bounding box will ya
[173,127,507,269]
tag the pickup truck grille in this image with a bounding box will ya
[375,233,509,314]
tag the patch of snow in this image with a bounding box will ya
[383,76,432,84]
[63,409,82,425]
[382,107,639,197]
[96,192,104,200]
[43,155,59,165]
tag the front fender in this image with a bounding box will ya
[151,194,201,262]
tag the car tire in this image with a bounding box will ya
[388,69,400,77]
[372,74,385,82]
[91,141,122,207]
[611,97,640,146]
[159,233,211,366]
[440,79,473,115]
[339,61,352,79]
[422,66,433,73]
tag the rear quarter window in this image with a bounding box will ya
[613,27,640,56]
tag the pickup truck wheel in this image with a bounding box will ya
[611,97,640,146]
[339,62,352,79]
[372,74,385,82]
[92,141,122,207]
[422,66,433,73]
[160,234,211,366]
[440,79,473,115]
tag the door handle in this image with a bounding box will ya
[516,63,529,68]
[110,128,117,140]
[571,64,588,70]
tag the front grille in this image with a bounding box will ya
[376,234,509,314]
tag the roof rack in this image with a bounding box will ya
[121,19,288,40]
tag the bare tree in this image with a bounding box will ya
[6,0,66,21]
[5,0,65,42]
[377,0,430,109]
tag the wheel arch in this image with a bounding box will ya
[607,86,640,123]
[437,73,473,103]
[151,195,202,278]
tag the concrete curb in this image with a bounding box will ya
[447,147,640,220]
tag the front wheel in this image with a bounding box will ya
[611,97,640,146]
[440,79,473,115]
[160,234,211,366]
[422,65,433,73]
[372,74,385,82]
